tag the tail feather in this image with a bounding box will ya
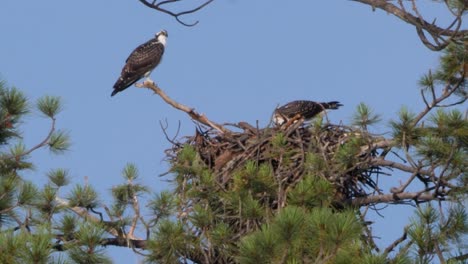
[111,77,138,97]
[111,89,119,97]
[323,101,343,110]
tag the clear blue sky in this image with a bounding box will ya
[1,1,449,263]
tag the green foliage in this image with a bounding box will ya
[232,161,276,196]
[435,43,468,83]
[271,131,287,147]
[0,226,56,264]
[304,152,326,172]
[352,103,381,129]
[68,222,111,264]
[0,82,29,145]
[21,225,55,263]
[238,207,363,263]
[0,6,467,263]
[67,184,99,209]
[288,175,335,208]
[112,163,149,205]
[47,168,71,188]
[210,222,233,248]
[190,203,214,229]
[147,190,176,220]
[428,109,467,147]
[0,83,29,117]
[0,231,23,263]
[441,205,468,243]
[335,137,362,169]
[0,142,33,172]
[122,162,138,181]
[390,107,425,149]
[36,184,62,221]
[37,95,62,118]
[445,0,468,11]
[0,173,19,225]
[419,70,436,89]
[17,180,38,205]
[48,130,71,154]
[147,220,189,263]
[58,214,78,241]
[407,204,468,262]
[172,145,205,178]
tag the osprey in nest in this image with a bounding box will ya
[112,30,168,96]
[273,100,343,125]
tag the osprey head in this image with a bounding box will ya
[156,30,168,46]
[273,110,286,126]
[156,30,168,38]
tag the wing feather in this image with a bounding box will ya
[112,38,165,96]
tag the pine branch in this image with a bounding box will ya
[55,197,128,239]
[352,0,467,50]
[347,191,438,206]
[412,78,465,127]
[371,158,434,178]
[383,226,408,256]
[449,253,468,262]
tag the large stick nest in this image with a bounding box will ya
[167,120,384,206]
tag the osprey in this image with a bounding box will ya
[111,30,168,96]
[273,100,343,125]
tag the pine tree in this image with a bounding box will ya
[0,1,467,263]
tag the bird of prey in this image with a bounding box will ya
[111,30,168,96]
[273,100,343,125]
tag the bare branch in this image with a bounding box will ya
[352,0,467,50]
[23,117,56,156]
[138,0,214,27]
[371,158,434,178]
[413,78,465,126]
[390,170,420,194]
[383,226,408,256]
[347,191,439,206]
[136,80,230,134]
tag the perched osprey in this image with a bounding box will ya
[111,30,168,96]
[273,100,343,125]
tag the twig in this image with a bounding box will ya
[138,0,215,27]
[159,119,181,146]
[413,79,464,126]
[383,226,408,256]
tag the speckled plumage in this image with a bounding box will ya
[112,30,168,96]
[273,100,343,125]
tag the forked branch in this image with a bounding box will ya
[138,0,214,26]
[352,0,467,51]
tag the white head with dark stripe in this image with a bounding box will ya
[156,30,168,46]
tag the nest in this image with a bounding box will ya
[167,120,383,206]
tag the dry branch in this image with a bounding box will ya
[136,80,229,134]
[347,191,439,206]
[383,227,408,256]
[352,0,467,51]
[138,0,214,27]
